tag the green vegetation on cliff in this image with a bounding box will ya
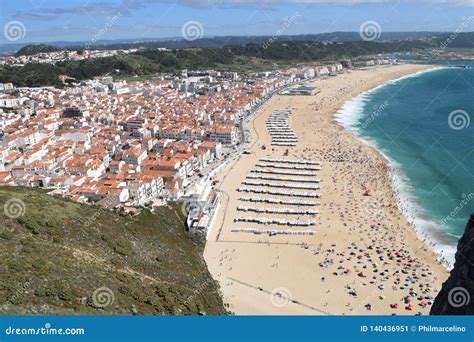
[0,186,227,315]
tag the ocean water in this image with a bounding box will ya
[335,62,474,266]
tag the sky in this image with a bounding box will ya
[1,0,473,44]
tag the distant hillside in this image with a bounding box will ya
[431,32,474,49]
[0,187,227,315]
[0,32,444,54]
[4,31,474,56]
[15,44,61,57]
[78,32,442,50]
[0,40,432,87]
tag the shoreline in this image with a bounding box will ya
[204,63,450,315]
[333,66,455,268]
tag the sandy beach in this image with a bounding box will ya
[204,64,450,315]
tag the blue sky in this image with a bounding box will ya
[1,0,473,44]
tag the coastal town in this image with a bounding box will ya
[0,48,133,66]
[0,48,397,233]
[0,45,453,316]
[2,0,474,333]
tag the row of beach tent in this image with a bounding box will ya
[242,180,320,190]
[247,174,320,183]
[256,163,321,171]
[239,196,320,206]
[260,158,320,165]
[237,187,321,198]
[234,216,317,226]
[232,129,322,234]
[253,169,318,176]
[237,205,318,215]
[231,228,317,236]
[266,110,298,147]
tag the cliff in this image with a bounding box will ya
[0,186,227,315]
[430,214,474,315]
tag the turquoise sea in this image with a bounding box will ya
[335,61,474,266]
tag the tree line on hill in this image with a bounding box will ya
[0,39,443,88]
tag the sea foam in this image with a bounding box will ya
[334,67,456,268]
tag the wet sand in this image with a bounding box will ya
[204,64,449,315]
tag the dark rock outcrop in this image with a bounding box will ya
[431,214,474,315]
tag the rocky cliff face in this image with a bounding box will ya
[430,214,474,315]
